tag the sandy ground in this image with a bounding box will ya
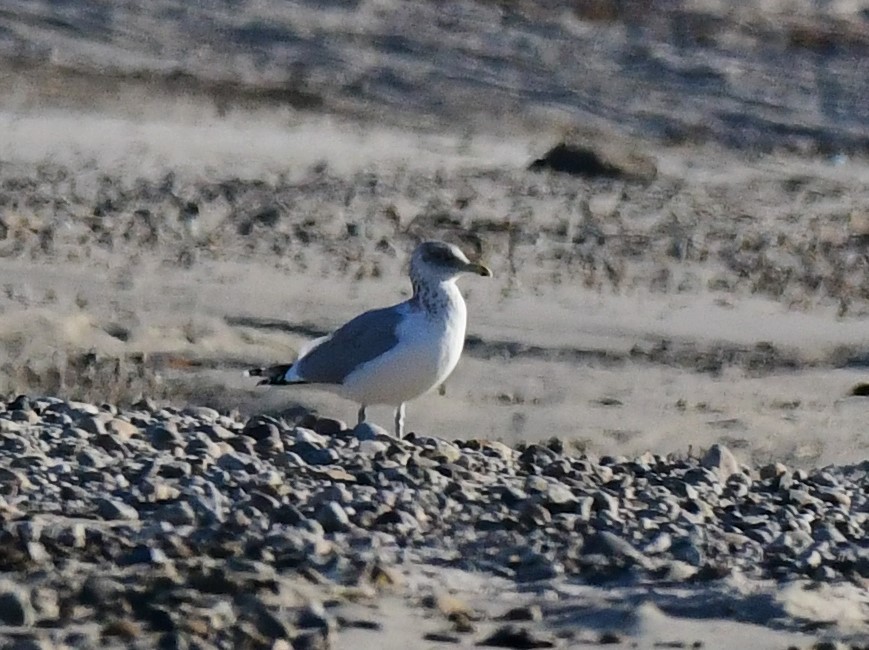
[0,1,867,646]
[331,564,869,650]
[0,111,865,470]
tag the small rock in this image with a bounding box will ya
[0,581,34,625]
[293,427,328,446]
[9,410,38,424]
[498,605,543,622]
[316,501,350,533]
[95,497,139,521]
[106,419,139,440]
[216,452,251,472]
[701,444,741,481]
[102,618,142,640]
[26,542,50,564]
[425,593,475,620]
[313,417,345,436]
[185,433,222,459]
[670,539,704,566]
[242,420,281,443]
[10,637,55,650]
[358,440,388,456]
[583,531,649,568]
[183,406,220,422]
[592,491,620,518]
[292,629,330,650]
[369,564,403,590]
[478,624,555,648]
[642,532,672,555]
[518,502,552,527]
[759,462,788,480]
[336,616,381,630]
[78,415,108,435]
[159,462,192,481]
[297,601,330,631]
[543,484,576,512]
[424,631,461,643]
[816,488,851,509]
[352,422,391,441]
[149,425,183,450]
[120,544,169,566]
[598,631,623,644]
[200,423,235,442]
[291,441,338,466]
[79,576,122,607]
[482,440,515,461]
[8,395,31,411]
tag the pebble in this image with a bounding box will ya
[352,422,390,441]
[479,624,556,648]
[312,417,345,436]
[499,605,543,622]
[95,496,140,521]
[316,501,351,533]
[0,581,34,626]
[107,418,139,440]
[701,444,741,481]
[149,425,184,450]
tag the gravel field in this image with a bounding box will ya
[0,396,866,648]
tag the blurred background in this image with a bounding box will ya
[1,0,867,149]
[0,0,866,465]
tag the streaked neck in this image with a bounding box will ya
[411,277,464,315]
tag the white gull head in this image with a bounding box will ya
[409,240,492,289]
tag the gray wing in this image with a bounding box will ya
[294,304,405,384]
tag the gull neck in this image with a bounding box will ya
[410,275,463,314]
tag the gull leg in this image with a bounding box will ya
[357,405,367,425]
[394,403,405,438]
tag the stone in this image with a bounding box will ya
[149,425,184,450]
[519,501,552,527]
[216,452,252,472]
[478,624,555,648]
[78,416,107,436]
[95,497,140,521]
[107,419,139,440]
[358,440,388,456]
[352,422,391,441]
[313,417,345,436]
[498,605,543,622]
[0,581,34,626]
[297,601,330,631]
[242,421,280,443]
[759,462,788,480]
[291,442,338,466]
[642,532,673,555]
[583,531,649,568]
[316,501,350,533]
[701,444,741,481]
[120,544,169,566]
[543,484,576,511]
[183,406,220,422]
[200,423,235,441]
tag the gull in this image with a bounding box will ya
[247,240,492,437]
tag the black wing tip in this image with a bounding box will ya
[246,363,294,385]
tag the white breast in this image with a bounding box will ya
[339,296,467,406]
